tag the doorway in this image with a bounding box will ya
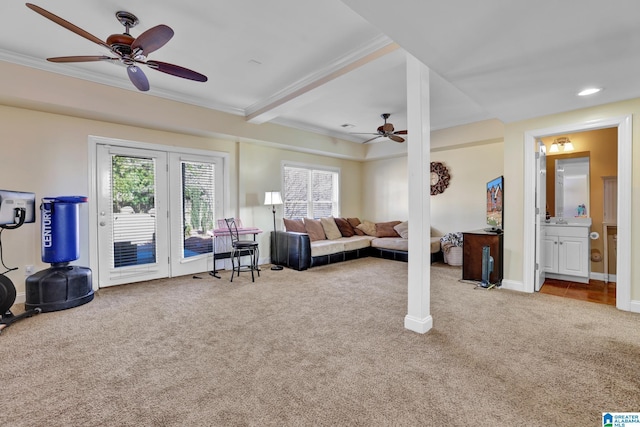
[89,137,227,288]
[524,115,632,311]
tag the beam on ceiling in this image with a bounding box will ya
[245,39,399,124]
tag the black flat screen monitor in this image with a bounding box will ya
[0,190,36,225]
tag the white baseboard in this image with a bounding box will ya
[15,292,25,304]
[589,271,617,283]
[259,256,271,266]
[500,279,528,293]
[629,300,640,313]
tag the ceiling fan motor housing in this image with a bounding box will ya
[106,34,134,54]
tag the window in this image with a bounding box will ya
[110,154,158,267]
[283,163,339,219]
[181,160,215,258]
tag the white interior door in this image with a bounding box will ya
[96,145,169,287]
[534,140,547,291]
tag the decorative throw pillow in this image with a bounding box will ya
[320,217,342,240]
[394,221,409,239]
[356,220,377,236]
[283,218,306,233]
[375,221,402,238]
[304,218,326,241]
[347,217,365,236]
[334,217,355,237]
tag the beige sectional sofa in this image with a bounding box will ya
[271,217,439,270]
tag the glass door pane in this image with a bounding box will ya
[112,155,157,267]
[182,161,215,258]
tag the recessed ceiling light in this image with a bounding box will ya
[578,87,602,96]
[341,123,355,129]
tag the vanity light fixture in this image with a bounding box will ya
[550,136,574,153]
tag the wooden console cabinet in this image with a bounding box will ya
[462,230,504,285]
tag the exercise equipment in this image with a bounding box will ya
[25,196,93,313]
[0,197,41,334]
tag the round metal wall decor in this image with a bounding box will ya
[430,162,450,195]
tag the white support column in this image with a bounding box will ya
[404,54,433,334]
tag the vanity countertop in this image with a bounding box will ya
[544,217,592,227]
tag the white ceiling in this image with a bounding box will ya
[2,1,640,144]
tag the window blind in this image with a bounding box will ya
[181,161,215,258]
[283,165,339,219]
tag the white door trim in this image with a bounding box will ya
[523,114,632,311]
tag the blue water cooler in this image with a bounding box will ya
[25,196,94,313]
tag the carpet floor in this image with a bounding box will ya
[1,258,638,426]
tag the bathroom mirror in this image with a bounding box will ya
[554,156,590,219]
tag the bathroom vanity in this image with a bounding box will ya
[541,218,591,283]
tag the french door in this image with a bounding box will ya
[95,143,223,287]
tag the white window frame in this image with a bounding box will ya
[282,161,340,219]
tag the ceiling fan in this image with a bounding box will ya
[351,113,408,143]
[25,3,208,92]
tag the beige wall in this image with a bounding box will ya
[361,156,408,222]
[362,140,504,234]
[430,142,504,236]
[237,141,363,251]
[503,98,640,301]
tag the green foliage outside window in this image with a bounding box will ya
[112,156,155,214]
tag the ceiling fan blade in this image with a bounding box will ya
[26,3,111,50]
[362,136,382,144]
[47,55,114,63]
[146,61,208,82]
[131,25,174,55]
[389,135,405,143]
[127,65,150,91]
[382,123,394,132]
[394,130,408,135]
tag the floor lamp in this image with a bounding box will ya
[264,191,283,271]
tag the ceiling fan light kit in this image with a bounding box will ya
[350,113,408,144]
[25,3,208,92]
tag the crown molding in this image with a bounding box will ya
[0,48,245,116]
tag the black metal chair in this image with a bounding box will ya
[224,218,260,282]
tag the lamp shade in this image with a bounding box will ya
[264,191,283,205]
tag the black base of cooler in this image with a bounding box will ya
[25,265,93,313]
